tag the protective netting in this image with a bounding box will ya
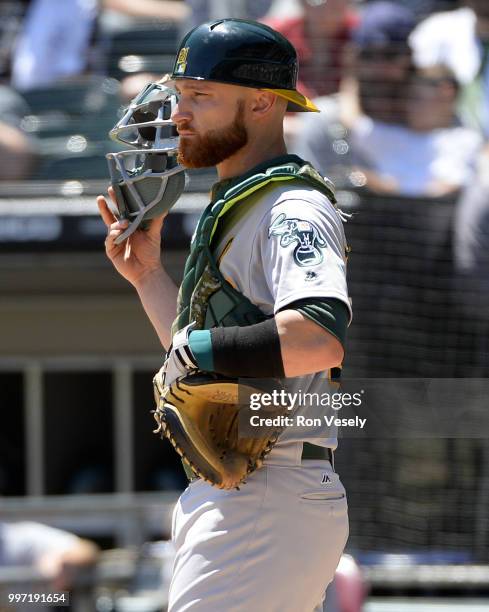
[339,191,489,562]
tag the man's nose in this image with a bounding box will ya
[171,101,192,125]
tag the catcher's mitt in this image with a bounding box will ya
[152,370,287,490]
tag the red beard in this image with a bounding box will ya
[177,100,248,168]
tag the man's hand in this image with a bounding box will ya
[97,186,165,288]
[97,186,179,349]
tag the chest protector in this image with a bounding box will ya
[172,161,336,336]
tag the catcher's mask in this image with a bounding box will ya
[106,82,186,244]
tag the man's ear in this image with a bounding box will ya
[250,90,279,118]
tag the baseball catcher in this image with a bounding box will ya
[99,18,351,612]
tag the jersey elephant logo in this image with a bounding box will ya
[268,213,327,267]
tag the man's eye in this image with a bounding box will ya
[194,92,207,97]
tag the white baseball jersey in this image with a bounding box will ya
[214,181,352,449]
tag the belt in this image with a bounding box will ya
[183,443,335,483]
[302,442,335,471]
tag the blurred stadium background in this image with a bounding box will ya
[1,0,489,610]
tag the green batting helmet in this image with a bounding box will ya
[170,18,318,113]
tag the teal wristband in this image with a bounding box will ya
[188,330,214,372]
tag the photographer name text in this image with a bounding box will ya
[249,414,367,429]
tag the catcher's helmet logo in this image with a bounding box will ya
[268,213,327,267]
[175,47,189,74]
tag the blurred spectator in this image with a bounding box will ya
[0,521,99,591]
[410,1,489,136]
[360,65,481,197]
[0,85,38,180]
[292,1,416,190]
[11,0,99,91]
[185,0,272,30]
[349,65,481,197]
[293,2,481,197]
[264,0,358,99]
[10,1,187,93]
[346,0,415,124]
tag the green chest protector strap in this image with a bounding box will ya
[172,160,336,336]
